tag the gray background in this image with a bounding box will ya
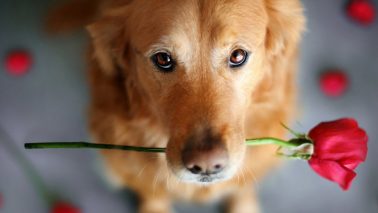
[0,0,377,212]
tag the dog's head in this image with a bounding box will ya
[88,0,304,184]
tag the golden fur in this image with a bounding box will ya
[49,0,305,212]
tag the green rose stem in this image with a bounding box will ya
[0,128,55,206]
[25,142,166,152]
[245,137,299,147]
[24,137,300,152]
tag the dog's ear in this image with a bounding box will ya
[254,0,305,109]
[46,0,99,34]
[265,0,305,56]
[87,17,126,76]
[86,12,148,119]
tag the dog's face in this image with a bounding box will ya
[129,0,268,184]
[89,0,303,184]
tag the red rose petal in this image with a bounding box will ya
[309,118,368,162]
[319,70,348,97]
[346,0,375,25]
[4,50,32,76]
[309,158,356,190]
[51,202,80,213]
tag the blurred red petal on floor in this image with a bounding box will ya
[4,50,32,76]
[346,0,375,25]
[320,70,349,97]
[51,202,80,213]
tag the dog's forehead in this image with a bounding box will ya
[128,0,268,54]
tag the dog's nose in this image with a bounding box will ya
[182,144,228,175]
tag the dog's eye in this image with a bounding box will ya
[151,52,175,72]
[229,49,248,68]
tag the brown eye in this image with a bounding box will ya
[229,49,248,68]
[151,51,175,72]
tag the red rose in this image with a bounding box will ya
[51,202,80,213]
[308,118,368,190]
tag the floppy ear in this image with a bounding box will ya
[87,18,126,76]
[253,0,305,108]
[86,14,149,119]
[46,0,99,34]
[265,0,305,56]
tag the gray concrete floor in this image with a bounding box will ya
[1,0,378,212]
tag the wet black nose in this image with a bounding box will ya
[182,132,228,175]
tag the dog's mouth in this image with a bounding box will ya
[196,175,222,185]
[171,163,239,185]
[199,176,213,183]
[196,173,230,184]
[165,165,234,185]
[180,173,226,185]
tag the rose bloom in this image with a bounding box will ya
[308,118,368,190]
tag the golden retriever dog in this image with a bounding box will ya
[48,0,305,212]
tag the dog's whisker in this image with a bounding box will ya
[245,167,259,188]
[238,167,244,183]
[136,163,149,179]
[235,170,241,185]
[152,169,162,198]
[136,155,160,179]
[165,170,173,192]
[168,171,179,193]
[172,172,181,190]
[241,167,248,184]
